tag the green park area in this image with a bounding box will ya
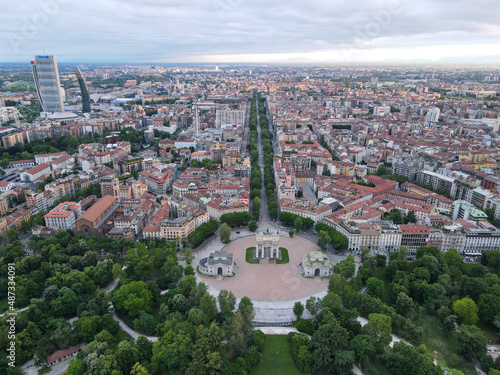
[251,335,302,375]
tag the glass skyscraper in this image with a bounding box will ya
[75,66,91,113]
[31,55,65,113]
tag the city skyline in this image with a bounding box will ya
[2,0,500,63]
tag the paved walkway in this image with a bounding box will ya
[356,316,406,349]
[254,327,299,335]
[111,308,158,343]
[0,306,28,318]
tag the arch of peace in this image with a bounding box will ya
[195,230,335,322]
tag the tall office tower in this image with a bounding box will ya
[426,107,440,123]
[75,66,91,113]
[31,55,64,113]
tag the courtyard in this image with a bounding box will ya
[195,234,330,302]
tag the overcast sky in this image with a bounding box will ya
[1,0,500,63]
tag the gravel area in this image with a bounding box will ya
[195,235,329,302]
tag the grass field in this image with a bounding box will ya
[362,360,390,375]
[415,312,476,374]
[250,335,302,375]
[246,247,259,264]
[276,248,289,264]
[373,266,392,305]
[477,320,500,343]
[1,81,35,92]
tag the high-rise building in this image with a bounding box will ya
[426,107,440,123]
[31,55,64,113]
[215,109,245,128]
[75,66,91,113]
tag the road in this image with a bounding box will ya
[255,95,275,227]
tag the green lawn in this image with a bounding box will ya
[2,81,35,92]
[246,247,259,264]
[476,320,500,343]
[276,248,289,264]
[251,335,302,375]
[362,360,390,375]
[373,267,392,305]
[246,247,289,264]
[116,329,133,342]
[415,312,476,374]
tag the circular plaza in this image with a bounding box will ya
[195,233,329,303]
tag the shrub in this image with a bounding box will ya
[254,329,266,352]
[296,318,314,335]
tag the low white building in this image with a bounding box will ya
[20,163,51,182]
[198,251,234,276]
[0,181,15,192]
[302,251,334,277]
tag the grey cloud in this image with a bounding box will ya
[0,0,498,62]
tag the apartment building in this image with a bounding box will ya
[400,224,430,258]
[44,202,81,230]
[206,199,248,221]
[139,167,175,196]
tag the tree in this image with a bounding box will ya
[395,292,414,317]
[453,297,478,325]
[317,230,331,250]
[180,275,197,296]
[399,245,409,260]
[115,340,140,374]
[366,277,385,300]
[112,281,153,317]
[182,248,194,265]
[294,217,303,234]
[457,325,487,361]
[7,229,19,242]
[376,166,388,176]
[478,293,500,324]
[130,363,150,375]
[306,297,321,315]
[443,315,458,334]
[388,209,404,224]
[252,197,261,220]
[464,277,485,301]
[384,341,438,375]
[289,230,294,238]
[293,301,304,320]
[333,254,356,279]
[350,334,376,366]
[248,220,258,232]
[66,359,86,375]
[188,323,225,375]
[237,296,254,323]
[152,329,193,374]
[199,293,218,322]
[310,317,355,374]
[250,188,261,200]
[365,313,392,345]
[217,290,236,316]
[219,223,231,244]
[268,200,278,220]
[168,294,190,314]
[405,210,417,224]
